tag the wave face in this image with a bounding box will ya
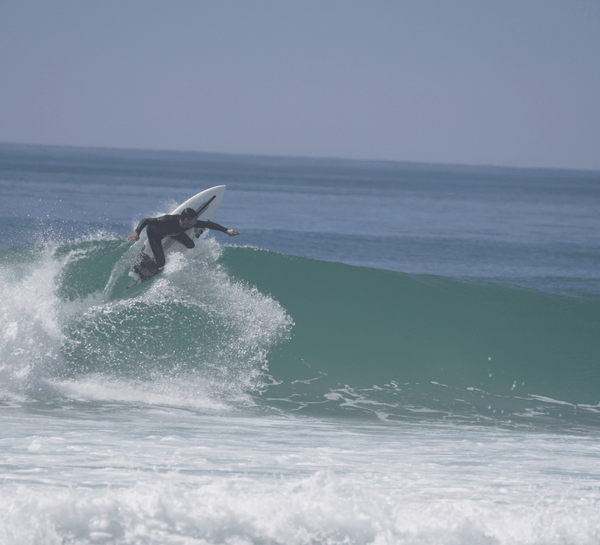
[2,236,599,427]
[220,247,600,427]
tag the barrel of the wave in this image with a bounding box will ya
[128,185,226,286]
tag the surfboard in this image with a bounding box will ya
[128,185,226,284]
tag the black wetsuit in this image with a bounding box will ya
[134,215,229,268]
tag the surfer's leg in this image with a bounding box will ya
[172,232,196,250]
[146,226,166,268]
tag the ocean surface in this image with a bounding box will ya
[1,142,600,544]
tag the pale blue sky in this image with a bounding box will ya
[1,0,599,170]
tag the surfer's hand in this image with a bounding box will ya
[128,233,140,242]
[226,229,240,236]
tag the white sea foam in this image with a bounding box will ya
[8,474,598,545]
[2,414,600,545]
[49,374,231,410]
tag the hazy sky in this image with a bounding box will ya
[1,1,599,170]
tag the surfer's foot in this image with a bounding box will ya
[134,254,161,280]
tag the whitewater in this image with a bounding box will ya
[1,143,600,544]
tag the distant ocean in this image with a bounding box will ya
[1,143,600,544]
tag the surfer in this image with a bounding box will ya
[127,207,240,273]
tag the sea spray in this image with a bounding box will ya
[61,237,292,407]
[0,245,68,398]
[1,237,293,408]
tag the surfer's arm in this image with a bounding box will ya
[195,220,240,236]
[128,217,160,242]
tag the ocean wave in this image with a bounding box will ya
[1,237,599,427]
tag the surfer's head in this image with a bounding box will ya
[179,208,198,229]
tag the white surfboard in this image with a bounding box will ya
[129,185,226,283]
